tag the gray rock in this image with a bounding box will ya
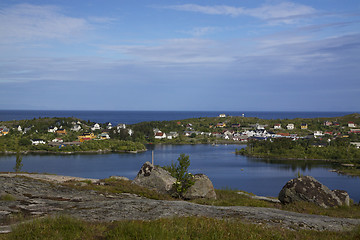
[183,174,217,200]
[278,176,349,208]
[333,190,350,207]
[109,176,130,181]
[132,162,176,194]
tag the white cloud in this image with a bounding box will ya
[0,4,88,43]
[165,2,316,23]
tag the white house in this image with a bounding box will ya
[155,132,166,139]
[256,124,266,130]
[107,123,113,129]
[128,129,133,136]
[48,126,58,133]
[314,131,324,138]
[219,113,226,118]
[71,125,82,132]
[17,125,22,132]
[31,139,46,145]
[52,138,64,143]
[348,122,356,128]
[287,124,295,130]
[274,124,282,129]
[167,132,179,139]
[98,132,110,139]
[91,123,101,131]
[351,142,360,149]
[116,124,126,132]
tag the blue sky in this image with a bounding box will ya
[0,0,359,111]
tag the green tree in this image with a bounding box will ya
[164,154,194,198]
[14,150,23,172]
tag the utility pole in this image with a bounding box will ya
[152,150,154,165]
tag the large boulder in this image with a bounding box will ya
[183,174,217,200]
[278,176,350,208]
[132,162,176,194]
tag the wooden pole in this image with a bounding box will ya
[152,150,154,165]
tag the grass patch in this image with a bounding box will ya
[278,201,360,219]
[63,178,174,201]
[190,189,273,208]
[1,215,359,240]
[0,194,16,201]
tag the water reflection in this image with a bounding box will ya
[247,157,333,172]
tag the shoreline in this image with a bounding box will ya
[0,149,147,155]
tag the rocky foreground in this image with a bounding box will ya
[1,173,360,233]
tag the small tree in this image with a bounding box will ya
[164,154,194,198]
[14,150,23,172]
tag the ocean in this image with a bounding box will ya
[0,110,356,125]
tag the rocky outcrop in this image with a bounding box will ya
[278,176,350,208]
[1,174,360,232]
[333,190,350,207]
[183,174,217,200]
[132,162,176,194]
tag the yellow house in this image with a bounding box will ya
[216,122,226,128]
[301,124,308,130]
[56,129,67,135]
[78,132,95,141]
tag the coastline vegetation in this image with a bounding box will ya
[236,138,360,162]
[236,138,360,176]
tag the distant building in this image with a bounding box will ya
[71,125,81,132]
[324,121,332,126]
[91,123,101,131]
[48,126,58,133]
[314,131,324,138]
[98,132,110,140]
[216,122,226,128]
[348,122,356,128]
[287,124,295,130]
[350,129,360,134]
[31,139,46,145]
[155,132,166,139]
[56,129,67,135]
[167,132,179,139]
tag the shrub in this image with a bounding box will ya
[164,154,194,198]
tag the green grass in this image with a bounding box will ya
[190,189,273,208]
[278,201,360,219]
[0,194,16,201]
[1,215,359,240]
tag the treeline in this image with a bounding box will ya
[236,138,360,163]
[0,138,145,153]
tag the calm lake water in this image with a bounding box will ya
[1,144,359,202]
